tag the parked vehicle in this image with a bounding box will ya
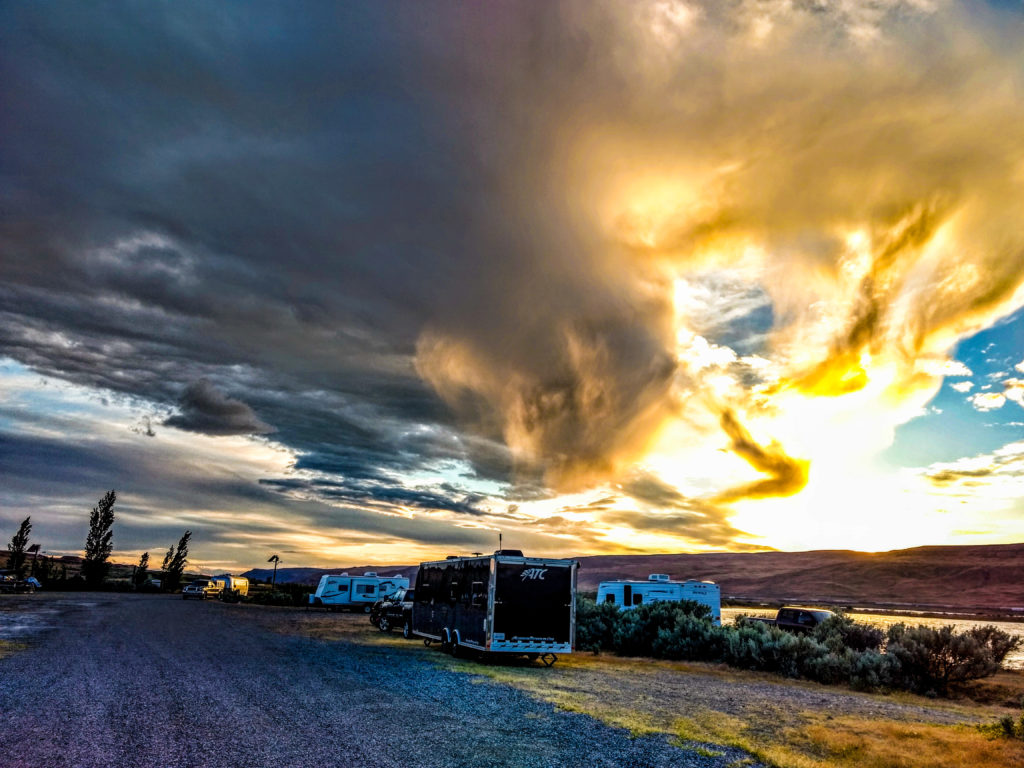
[411,550,578,665]
[743,605,835,632]
[0,571,37,594]
[308,572,409,612]
[212,574,249,597]
[371,588,416,638]
[596,574,722,625]
[181,579,221,600]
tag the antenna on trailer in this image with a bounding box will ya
[498,531,502,551]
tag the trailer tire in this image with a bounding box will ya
[403,620,412,639]
[363,605,372,614]
[440,629,453,654]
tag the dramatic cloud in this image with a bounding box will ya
[2,1,1024,565]
[165,380,273,436]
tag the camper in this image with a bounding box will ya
[212,574,249,597]
[596,574,721,625]
[309,572,409,611]
[411,550,578,664]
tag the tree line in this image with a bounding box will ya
[4,490,194,591]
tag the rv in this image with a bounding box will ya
[596,574,721,625]
[212,574,249,596]
[309,572,409,611]
[411,550,578,664]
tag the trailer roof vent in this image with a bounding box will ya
[495,549,524,557]
[363,571,377,577]
[648,573,671,582]
[446,555,460,560]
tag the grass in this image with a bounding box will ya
[0,639,26,659]
[261,609,1024,768]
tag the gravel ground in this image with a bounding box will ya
[0,593,756,768]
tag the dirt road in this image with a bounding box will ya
[0,593,753,768]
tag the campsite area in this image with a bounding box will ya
[2,593,1023,768]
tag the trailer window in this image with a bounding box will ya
[470,581,485,607]
[356,584,375,595]
[633,594,643,606]
[604,594,615,604]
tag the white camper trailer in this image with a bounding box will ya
[212,574,249,596]
[596,574,721,625]
[309,572,410,611]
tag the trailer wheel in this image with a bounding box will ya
[403,620,412,639]
[363,605,372,614]
[440,629,453,654]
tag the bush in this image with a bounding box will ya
[575,596,620,653]
[884,623,1022,694]
[573,598,1020,696]
[813,613,885,652]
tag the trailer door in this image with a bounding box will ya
[492,561,573,644]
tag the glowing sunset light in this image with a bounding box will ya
[2,1,1024,570]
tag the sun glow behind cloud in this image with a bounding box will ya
[3,1,1024,569]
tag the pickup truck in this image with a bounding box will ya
[370,588,415,639]
[181,579,222,600]
[744,606,835,633]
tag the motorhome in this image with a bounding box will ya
[212,574,249,596]
[309,572,409,611]
[411,550,578,665]
[596,574,721,625]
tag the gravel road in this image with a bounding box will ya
[0,594,755,768]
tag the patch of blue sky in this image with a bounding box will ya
[0,357,135,436]
[884,306,1024,468]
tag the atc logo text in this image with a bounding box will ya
[520,568,547,581]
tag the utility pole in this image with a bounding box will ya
[267,554,280,588]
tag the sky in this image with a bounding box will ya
[2,1,1023,574]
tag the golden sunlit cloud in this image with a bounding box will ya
[414,0,1024,554]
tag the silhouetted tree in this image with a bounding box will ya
[82,490,116,588]
[7,516,32,578]
[164,531,191,591]
[134,551,150,587]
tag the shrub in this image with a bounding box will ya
[884,623,1022,694]
[813,613,885,652]
[575,596,620,653]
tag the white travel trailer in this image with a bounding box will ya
[309,572,410,611]
[596,574,721,625]
[212,574,249,596]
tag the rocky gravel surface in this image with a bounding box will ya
[0,593,755,768]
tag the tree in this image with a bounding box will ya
[161,545,175,573]
[267,554,280,588]
[82,490,116,588]
[7,516,32,578]
[134,551,150,587]
[164,531,191,591]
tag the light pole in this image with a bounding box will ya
[267,554,280,588]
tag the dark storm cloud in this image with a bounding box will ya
[0,0,682,500]
[259,477,491,518]
[164,379,272,436]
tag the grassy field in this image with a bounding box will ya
[269,609,1024,768]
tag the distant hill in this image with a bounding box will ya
[243,564,417,586]
[242,544,1024,613]
[573,544,1024,612]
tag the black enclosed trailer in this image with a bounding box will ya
[411,551,578,663]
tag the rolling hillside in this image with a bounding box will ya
[243,543,1024,613]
